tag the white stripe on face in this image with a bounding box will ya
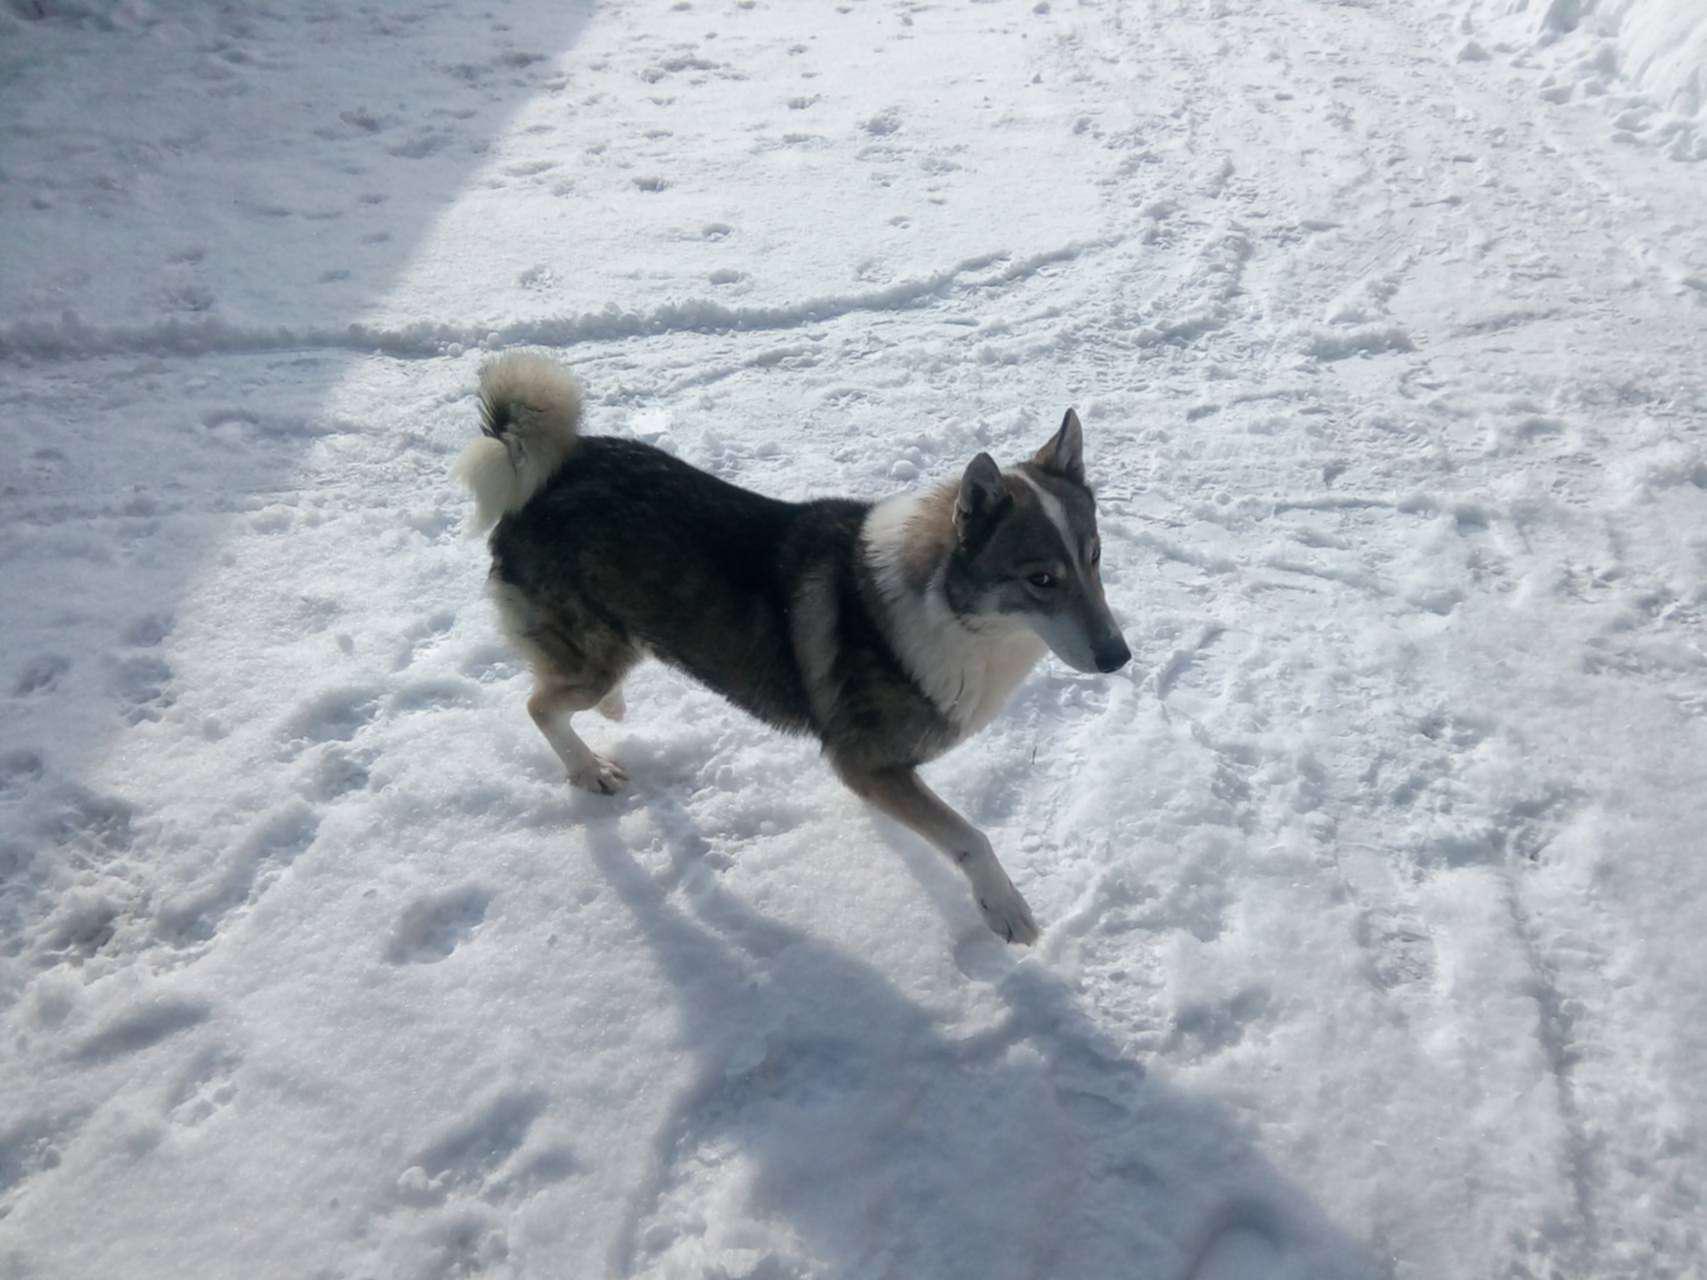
[1010,470,1078,567]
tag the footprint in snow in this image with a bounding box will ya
[1357,905,1435,990]
[408,1214,512,1280]
[166,1045,241,1129]
[457,643,521,683]
[393,608,457,671]
[393,1085,554,1205]
[0,1111,87,1217]
[862,107,902,136]
[279,684,384,751]
[383,1092,580,1280]
[44,786,137,869]
[38,891,122,965]
[389,677,481,715]
[71,997,211,1064]
[12,654,71,697]
[112,653,174,724]
[0,748,45,796]
[122,612,173,647]
[1188,1211,1291,1280]
[385,886,491,965]
[301,744,371,801]
[1165,986,1271,1060]
[154,805,320,944]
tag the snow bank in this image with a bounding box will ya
[1465,0,1707,116]
[1551,0,1707,115]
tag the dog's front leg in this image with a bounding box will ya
[838,764,1040,945]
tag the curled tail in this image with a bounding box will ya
[454,352,584,534]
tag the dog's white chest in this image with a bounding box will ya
[861,487,1046,742]
[887,592,1046,741]
[938,627,1047,737]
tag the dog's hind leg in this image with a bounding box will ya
[529,678,629,795]
[494,581,635,794]
[836,763,1040,945]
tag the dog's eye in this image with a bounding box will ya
[1089,542,1101,566]
[1027,572,1057,589]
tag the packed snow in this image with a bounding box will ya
[3,0,1705,1277]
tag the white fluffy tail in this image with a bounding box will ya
[453,352,585,534]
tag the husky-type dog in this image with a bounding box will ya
[456,354,1129,944]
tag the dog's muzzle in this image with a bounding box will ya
[1094,636,1132,673]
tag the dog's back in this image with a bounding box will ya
[491,435,867,736]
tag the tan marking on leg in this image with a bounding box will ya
[528,681,629,795]
[838,763,1039,945]
[594,685,627,721]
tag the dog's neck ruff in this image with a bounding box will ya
[863,487,1046,739]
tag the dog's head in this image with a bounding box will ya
[946,410,1131,674]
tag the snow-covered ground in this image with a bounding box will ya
[3,0,1705,1276]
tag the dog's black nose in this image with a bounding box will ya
[1095,638,1131,673]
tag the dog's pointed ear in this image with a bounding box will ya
[954,452,1007,546]
[1033,408,1084,485]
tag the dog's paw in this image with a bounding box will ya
[568,755,629,795]
[974,876,1039,946]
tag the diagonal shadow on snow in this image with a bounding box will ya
[584,804,1381,1280]
[0,1,597,995]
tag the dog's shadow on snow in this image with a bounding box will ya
[582,797,1381,1280]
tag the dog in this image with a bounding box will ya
[455,353,1129,944]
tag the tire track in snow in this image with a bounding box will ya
[1497,873,1600,1274]
[0,241,1106,365]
